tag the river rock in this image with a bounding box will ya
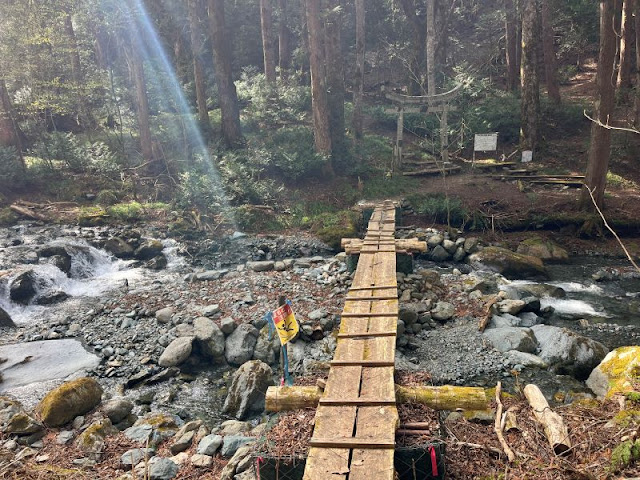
[511,283,566,299]
[147,457,178,480]
[9,271,37,304]
[104,238,134,259]
[220,445,254,480]
[225,324,259,366]
[221,317,236,335]
[586,346,640,397]
[531,325,609,379]
[76,418,117,454]
[158,337,193,367]
[430,245,450,262]
[5,412,43,435]
[121,448,155,470]
[0,306,16,328]
[427,234,443,248]
[191,454,213,467]
[498,299,525,315]
[468,246,548,279]
[102,397,134,424]
[36,377,103,427]
[170,430,195,454]
[252,325,279,364]
[517,237,569,263]
[246,261,274,272]
[431,301,455,322]
[464,237,479,253]
[193,317,225,358]
[155,307,174,324]
[134,240,164,261]
[34,290,69,305]
[504,350,548,368]
[197,434,223,455]
[483,327,537,353]
[399,308,418,325]
[146,255,168,270]
[49,254,72,274]
[223,360,273,420]
[221,435,254,458]
[521,296,541,313]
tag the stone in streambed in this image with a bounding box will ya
[223,360,273,420]
[36,377,103,427]
[158,337,193,367]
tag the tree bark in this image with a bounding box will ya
[520,0,540,153]
[541,0,561,102]
[635,0,640,124]
[324,0,346,161]
[128,43,154,167]
[277,0,291,78]
[208,0,244,148]
[617,0,635,89]
[505,0,519,91]
[426,0,436,95]
[260,0,277,83]
[352,0,365,142]
[305,0,333,165]
[580,0,618,211]
[523,384,571,455]
[398,0,426,95]
[64,13,82,86]
[188,0,211,132]
[0,78,24,168]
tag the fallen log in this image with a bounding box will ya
[341,238,427,254]
[9,204,48,222]
[265,385,488,412]
[494,382,516,462]
[523,384,571,455]
[478,295,500,332]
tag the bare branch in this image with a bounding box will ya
[586,186,640,272]
[584,110,640,134]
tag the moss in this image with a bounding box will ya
[138,413,178,430]
[106,202,143,222]
[599,347,640,378]
[613,409,640,427]
[625,391,640,403]
[313,210,359,251]
[36,377,103,427]
[0,208,18,226]
[610,439,640,471]
[78,206,108,226]
[76,419,115,451]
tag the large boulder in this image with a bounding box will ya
[102,397,134,424]
[9,271,37,304]
[158,337,193,367]
[36,377,103,427]
[468,247,548,279]
[517,237,569,263]
[0,306,16,328]
[531,325,609,379]
[252,325,279,365]
[483,327,537,353]
[134,240,164,261]
[104,237,134,259]
[225,324,259,366]
[223,360,274,420]
[586,346,640,398]
[193,317,225,359]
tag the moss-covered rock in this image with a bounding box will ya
[610,439,640,472]
[314,211,359,251]
[5,412,44,435]
[468,246,548,279]
[76,418,117,452]
[516,237,569,262]
[36,377,103,427]
[586,346,640,398]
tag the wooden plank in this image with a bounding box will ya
[337,331,397,338]
[349,406,398,480]
[359,367,395,401]
[348,285,397,291]
[308,438,395,449]
[330,360,395,367]
[318,398,396,406]
[345,296,398,301]
[324,366,362,399]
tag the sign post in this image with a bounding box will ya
[473,132,498,167]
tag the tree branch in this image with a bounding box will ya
[584,110,640,134]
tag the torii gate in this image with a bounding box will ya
[384,84,462,171]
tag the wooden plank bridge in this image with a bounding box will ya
[303,201,400,480]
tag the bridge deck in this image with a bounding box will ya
[303,202,399,480]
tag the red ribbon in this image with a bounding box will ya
[429,446,438,477]
[256,456,264,480]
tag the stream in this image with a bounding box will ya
[0,223,639,421]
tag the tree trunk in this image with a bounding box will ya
[504,0,519,91]
[324,0,346,161]
[208,0,243,148]
[260,0,277,83]
[617,0,635,89]
[0,79,24,168]
[277,0,291,78]
[352,0,365,142]
[635,0,640,124]
[305,0,333,165]
[128,44,154,167]
[188,0,211,132]
[398,0,426,95]
[520,0,540,153]
[64,13,82,85]
[580,0,618,211]
[541,0,561,102]
[426,0,436,95]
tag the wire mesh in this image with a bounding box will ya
[251,453,306,480]
[394,441,446,480]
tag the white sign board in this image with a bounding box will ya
[522,150,533,163]
[474,133,498,152]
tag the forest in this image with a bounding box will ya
[1,1,640,479]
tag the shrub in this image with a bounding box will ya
[0,146,25,190]
[0,208,18,226]
[106,202,143,222]
[264,126,327,180]
[407,193,470,227]
[96,190,119,206]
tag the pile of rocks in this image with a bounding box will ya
[396,227,480,263]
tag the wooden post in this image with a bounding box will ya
[395,106,404,171]
[440,104,449,164]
